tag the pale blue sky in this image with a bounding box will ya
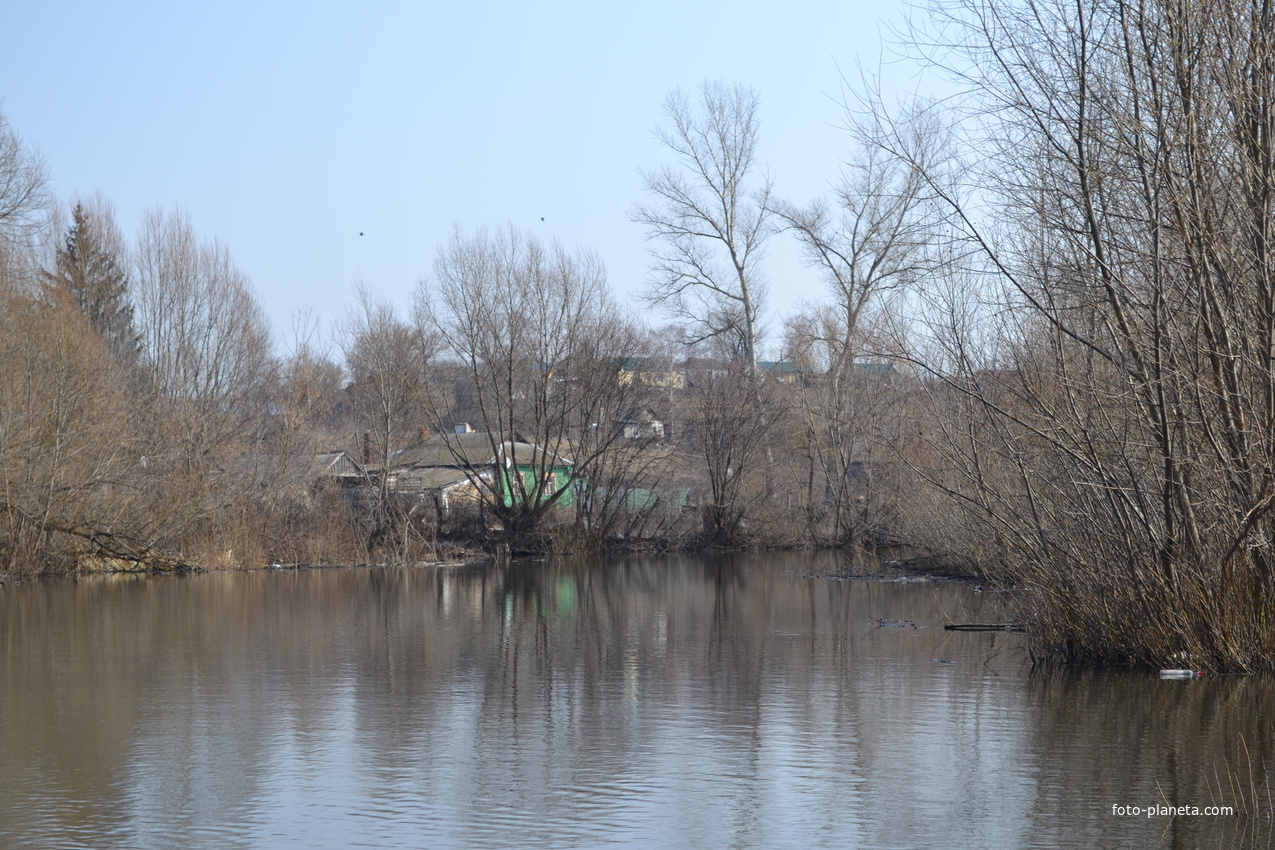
[1,0,910,354]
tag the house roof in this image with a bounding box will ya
[390,466,482,491]
[613,408,662,425]
[390,431,572,470]
[854,360,897,376]
[305,450,364,478]
[758,359,805,375]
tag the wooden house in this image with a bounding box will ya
[616,409,665,441]
[308,450,364,483]
[387,431,576,512]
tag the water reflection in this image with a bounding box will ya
[0,553,1271,848]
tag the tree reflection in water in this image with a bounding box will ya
[0,553,1270,849]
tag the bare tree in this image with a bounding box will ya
[279,308,345,445]
[776,126,938,370]
[340,288,435,554]
[134,206,274,452]
[633,80,773,376]
[681,362,772,546]
[0,286,149,572]
[773,125,940,543]
[0,110,49,252]
[132,206,275,561]
[416,225,652,549]
[248,309,360,565]
[342,289,429,466]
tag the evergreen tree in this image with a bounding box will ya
[48,202,139,368]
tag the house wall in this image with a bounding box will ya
[497,464,575,507]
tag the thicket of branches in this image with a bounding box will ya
[878,0,1275,672]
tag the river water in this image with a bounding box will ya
[0,551,1271,849]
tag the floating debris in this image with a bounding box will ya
[943,623,1026,633]
[1159,669,1203,679]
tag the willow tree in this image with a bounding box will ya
[0,285,145,573]
[132,207,275,562]
[416,226,651,549]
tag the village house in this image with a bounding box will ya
[385,429,577,525]
[615,408,666,441]
[302,450,366,505]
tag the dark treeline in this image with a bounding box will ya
[6,0,1275,673]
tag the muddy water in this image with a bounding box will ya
[0,552,1270,848]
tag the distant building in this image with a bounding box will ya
[615,357,686,389]
[307,450,364,482]
[388,430,577,511]
[852,359,899,386]
[758,360,807,384]
[615,409,665,441]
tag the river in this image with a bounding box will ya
[0,551,1270,848]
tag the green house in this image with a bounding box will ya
[494,443,575,508]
